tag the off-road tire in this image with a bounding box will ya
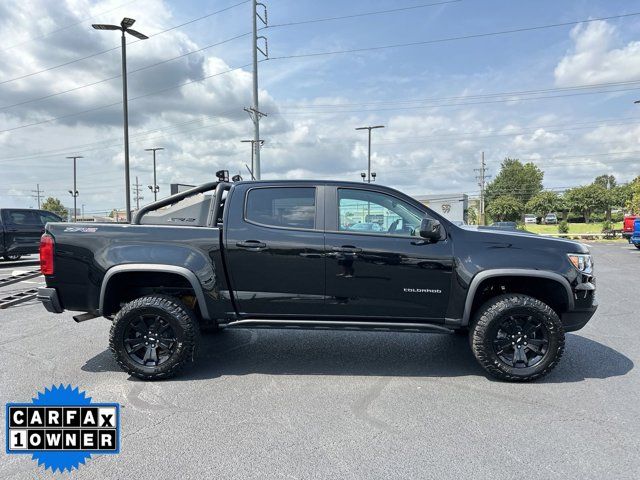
[110,294,200,380]
[635,244,640,250]
[470,294,565,382]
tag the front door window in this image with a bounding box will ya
[338,188,423,237]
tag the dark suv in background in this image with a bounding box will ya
[0,208,62,260]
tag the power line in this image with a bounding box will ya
[267,12,640,61]
[0,32,251,111]
[273,85,640,115]
[0,0,250,86]
[267,0,461,28]
[0,0,137,52]
[279,79,640,109]
[0,63,251,134]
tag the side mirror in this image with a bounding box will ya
[419,217,441,242]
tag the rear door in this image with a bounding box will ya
[1,209,44,254]
[224,184,326,316]
[324,186,454,321]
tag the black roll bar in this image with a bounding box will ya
[132,181,221,225]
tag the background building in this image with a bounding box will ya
[413,193,469,224]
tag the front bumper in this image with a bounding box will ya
[561,280,597,332]
[37,287,63,314]
[561,303,598,332]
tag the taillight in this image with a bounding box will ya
[40,234,54,275]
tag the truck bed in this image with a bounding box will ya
[44,222,229,317]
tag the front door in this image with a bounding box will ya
[224,184,326,316]
[324,187,453,321]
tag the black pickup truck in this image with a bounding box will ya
[0,208,62,260]
[37,180,597,382]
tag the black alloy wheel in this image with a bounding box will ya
[492,315,549,368]
[123,314,177,367]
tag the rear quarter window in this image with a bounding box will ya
[245,187,316,229]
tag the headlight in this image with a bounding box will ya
[567,253,593,274]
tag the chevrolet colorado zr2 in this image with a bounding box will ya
[37,180,597,382]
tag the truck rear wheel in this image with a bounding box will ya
[469,294,565,382]
[109,294,200,380]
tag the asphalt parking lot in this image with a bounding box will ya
[0,244,638,479]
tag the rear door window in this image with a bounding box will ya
[245,187,316,230]
[5,210,41,225]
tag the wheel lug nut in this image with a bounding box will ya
[512,342,515,345]
[145,342,148,345]
[524,342,527,345]
[517,345,521,349]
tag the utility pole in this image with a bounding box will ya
[67,156,82,222]
[82,204,85,219]
[145,147,163,201]
[31,184,43,209]
[355,125,385,183]
[245,0,268,179]
[241,139,263,178]
[133,176,144,211]
[474,152,490,226]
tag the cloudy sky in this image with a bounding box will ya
[1,0,640,214]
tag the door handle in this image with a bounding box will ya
[331,246,362,253]
[236,240,267,250]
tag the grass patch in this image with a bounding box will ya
[524,222,623,235]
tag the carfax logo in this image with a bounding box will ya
[5,385,120,473]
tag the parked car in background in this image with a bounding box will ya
[623,215,638,240]
[524,214,537,224]
[0,208,62,260]
[345,222,384,232]
[544,213,558,224]
[630,219,640,249]
[488,221,518,231]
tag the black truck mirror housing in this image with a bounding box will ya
[419,217,441,241]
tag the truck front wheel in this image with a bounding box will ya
[470,294,565,382]
[109,294,200,380]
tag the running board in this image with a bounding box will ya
[222,319,453,334]
[73,313,99,323]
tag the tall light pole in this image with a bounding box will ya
[145,147,163,201]
[92,18,148,222]
[67,156,82,222]
[356,125,385,183]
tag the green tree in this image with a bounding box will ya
[593,174,617,221]
[466,206,478,225]
[624,176,640,214]
[563,184,607,222]
[486,158,544,209]
[486,195,524,222]
[525,191,560,217]
[41,197,68,220]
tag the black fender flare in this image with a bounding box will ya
[99,263,211,319]
[461,269,574,326]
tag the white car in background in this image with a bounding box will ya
[524,214,537,224]
[545,213,558,224]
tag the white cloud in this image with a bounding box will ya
[554,20,640,86]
